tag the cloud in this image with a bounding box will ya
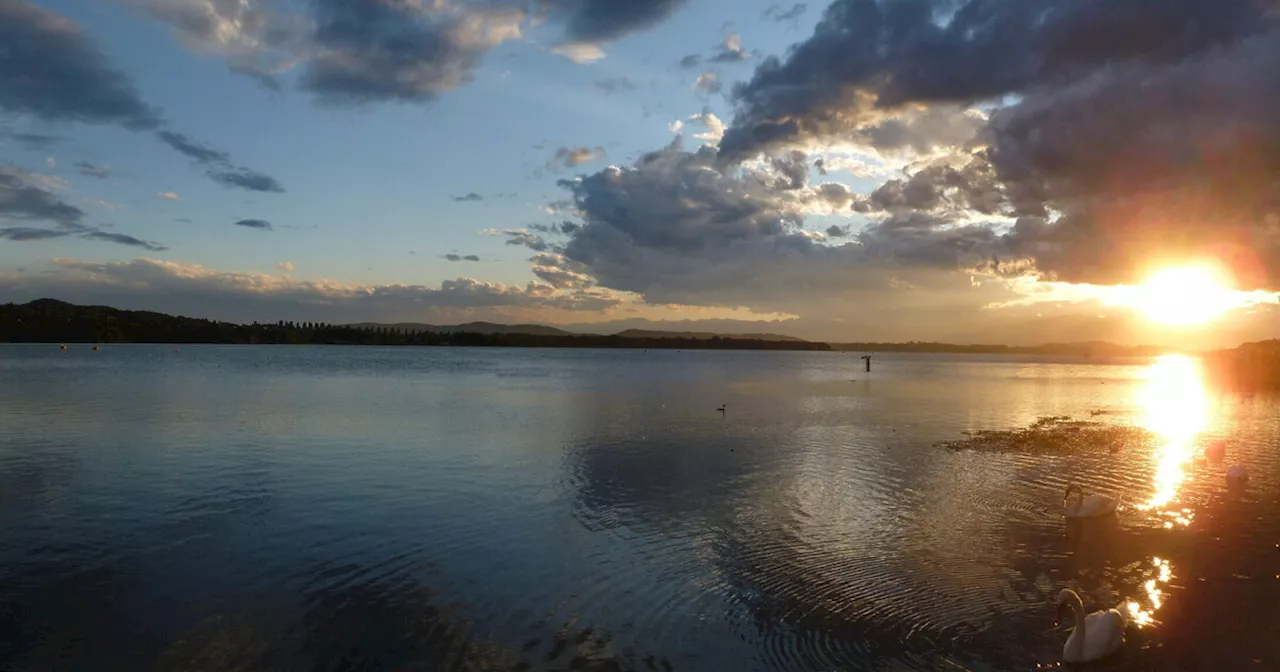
[693,71,722,94]
[551,146,606,168]
[594,76,638,94]
[2,131,65,150]
[543,0,689,46]
[719,0,1267,164]
[81,231,168,251]
[678,54,701,69]
[155,131,285,193]
[0,257,623,323]
[0,0,161,129]
[452,192,484,202]
[233,218,273,231]
[74,161,113,179]
[277,261,295,272]
[549,42,606,63]
[0,166,85,227]
[709,33,750,63]
[484,228,550,252]
[157,192,181,201]
[302,0,524,105]
[0,227,72,241]
[762,3,807,22]
[529,139,1017,329]
[825,224,848,238]
[683,111,726,144]
[444,253,482,262]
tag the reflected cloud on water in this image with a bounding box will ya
[1134,355,1213,527]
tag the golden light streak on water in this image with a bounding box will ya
[1134,356,1212,523]
[1125,557,1174,628]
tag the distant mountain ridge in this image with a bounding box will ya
[348,321,806,341]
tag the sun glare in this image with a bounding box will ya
[1128,265,1238,326]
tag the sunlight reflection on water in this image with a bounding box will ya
[1135,355,1212,527]
[1125,557,1174,628]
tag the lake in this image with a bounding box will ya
[1,345,1277,671]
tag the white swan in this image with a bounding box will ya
[1063,483,1120,518]
[1226,464,1249,483]
[1056,588,1125,663]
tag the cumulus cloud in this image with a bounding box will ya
[720,0,1266,163]
[549,41,605,63]
[453,192,484,202]
[233,218,273,231]
[0,0,161,129]
[551,146,606,168]
[0,257,622,323]
[302,0,524,105]
[528,140,1013,324]
[74,161,113,179]
[709,33,750,63]
[699,0,1280,292]
[693,71,722,94]
[155,131,285,193]
[444,253,481,262]
[157,192,181,201]
[678,54,701,69]
[277,261,295,273]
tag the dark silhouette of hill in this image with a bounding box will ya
[0,300,829,351]
[612,329,803,342]
[348,321,574,337]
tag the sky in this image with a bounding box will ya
[3,0,1280,346]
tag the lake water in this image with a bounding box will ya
[1,345,1277,671]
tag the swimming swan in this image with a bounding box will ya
[1226,464,1249,483]
[1056,588,1125,663]
[1063,483,1120,518]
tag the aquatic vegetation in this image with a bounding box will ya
[940,416,1154,455]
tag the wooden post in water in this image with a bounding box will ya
[861,355,871,372]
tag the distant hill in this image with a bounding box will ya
[614,329,805,342]
[348,321,573,337]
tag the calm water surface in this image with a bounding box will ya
[1,346,1278,671]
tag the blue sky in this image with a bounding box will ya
[4,0,1280,346]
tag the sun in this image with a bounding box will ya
[1131,265,1238,326]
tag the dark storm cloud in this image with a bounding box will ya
[300,0,522,106]
[763,4,807,22]
[233,219,273,231]
[74,161,113,179]
[825,224,847,238]
[81,231,168,251]
[719,0,1269,163]
[0,0,161,129]
[156,131,286,193]
[0,167,85,227]
[444,253,481,262]
[542,0,689,45]
[452,192,484,202]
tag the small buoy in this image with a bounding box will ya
[1206,439,1227,463]
[59,344,67,351]
[92,345,99,351]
